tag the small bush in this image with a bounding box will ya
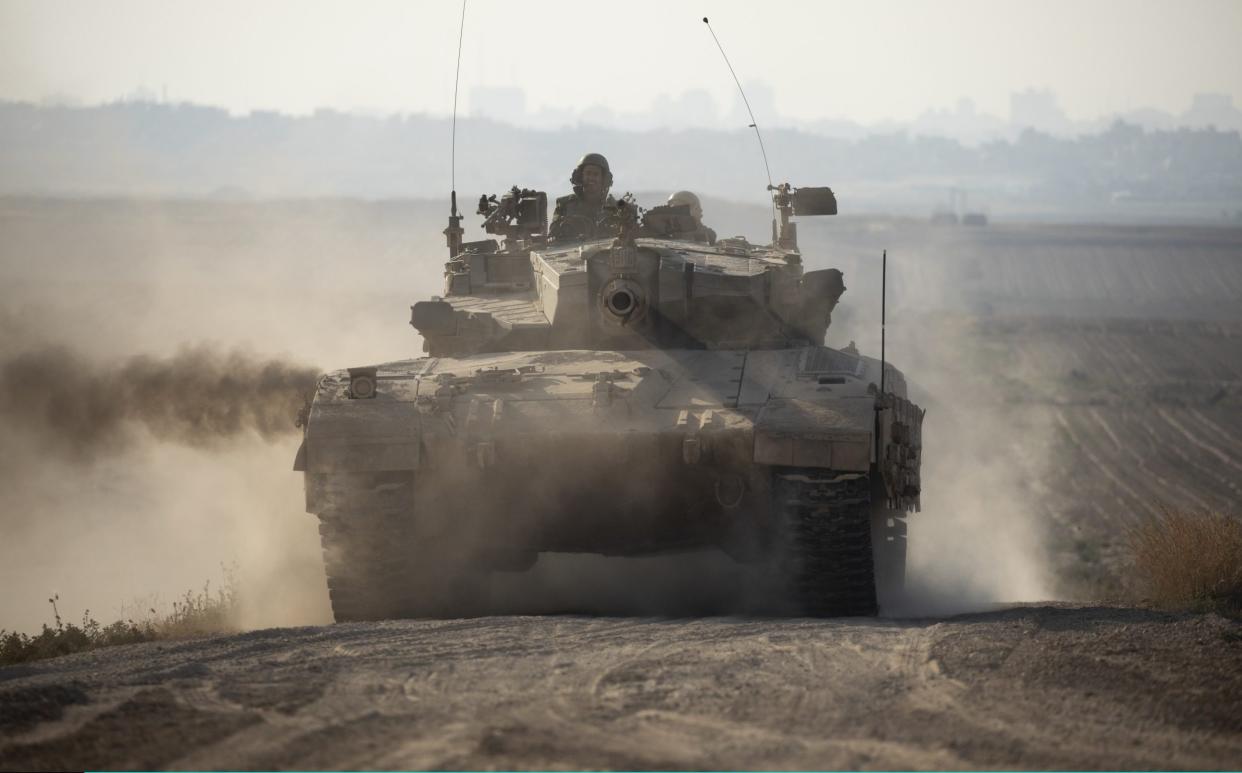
[0,566,240,666]
[159,574,239,638]
[1129,506,1242,615]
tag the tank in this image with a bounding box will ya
[293,183,924,620]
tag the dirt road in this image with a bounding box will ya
[2,605,1240,771]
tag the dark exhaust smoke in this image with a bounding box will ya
[0,345,318,459]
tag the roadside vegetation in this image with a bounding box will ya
[0,568,240,666]
[1129,506,1242,616]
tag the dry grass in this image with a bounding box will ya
[0,566,240,666]
[1129,506,1242,615]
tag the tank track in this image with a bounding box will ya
[312,472,485,621]
[772,470,879,616]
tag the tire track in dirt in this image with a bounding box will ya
[1154,407,1242,477]
[1184,407,1242,464]
[1054,409,1162,522]
[1083,405,1199,513]
[1124,409,1224,511]
[3,607,1240,770]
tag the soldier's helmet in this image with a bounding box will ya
[571,152,614,194]
[668,190,703,222]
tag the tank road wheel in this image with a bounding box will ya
[870,476,908,606]
[308,472,489,622]
[771,469,878,617]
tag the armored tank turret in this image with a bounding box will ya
[294,180,924,620]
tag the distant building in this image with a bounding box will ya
[912,97,1009,143]
[651,89,720,129]
[961,212,989,226]
[1010,88,1071,134]
[1183,93,1242,131]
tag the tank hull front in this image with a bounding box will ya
[299,345,902,558]
[297,346,921,619]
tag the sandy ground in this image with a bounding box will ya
[1,604,1240,771]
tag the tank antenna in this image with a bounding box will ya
[702,17,778,228]
[443,0,468,258]
[880,249,887,395]
[451,0,468,197]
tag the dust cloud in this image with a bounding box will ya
[896,322,1057,615]
[470,232,1062,618]
[0,345,317,458]
[0,198,442,635]
[458,304,1061,619]
[0,345,333,632]
[821,241,1058,614]
[0,198,1069,635]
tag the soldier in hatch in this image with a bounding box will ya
[548,152,618,241]
[667,190,717,244]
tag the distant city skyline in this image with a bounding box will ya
[458,84,1242,139]
[4,97,1240,220]
[63,82,1242,145]
[2,0,1239,129]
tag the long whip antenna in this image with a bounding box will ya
[875,248,888,468]
[702,17,776,224]
[880,249,887,395]
[442,0,468,258]
[450,0,468,209]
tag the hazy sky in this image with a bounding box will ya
[2,0,1239,123]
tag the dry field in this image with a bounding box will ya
[971,316,1242,593]
[820,218,1242,597]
